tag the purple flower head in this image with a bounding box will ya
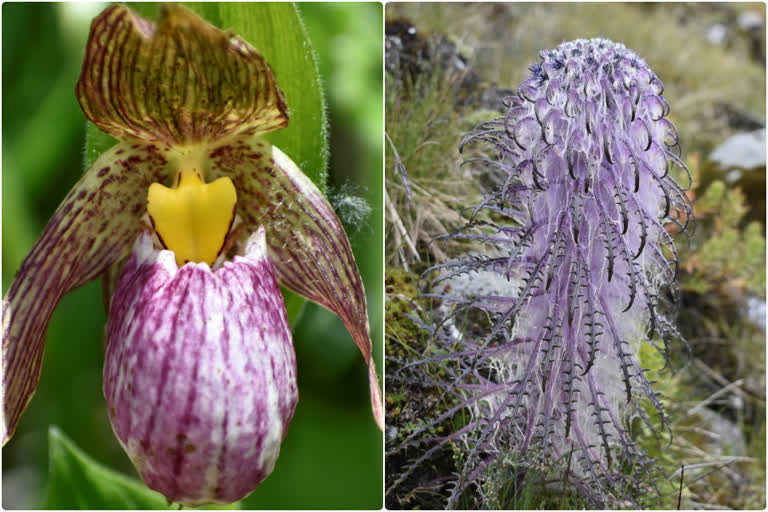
[428,38,693,506]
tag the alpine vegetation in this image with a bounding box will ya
[392,38,693,508]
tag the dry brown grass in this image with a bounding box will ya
[385,71,486,270]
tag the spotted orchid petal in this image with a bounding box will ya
[2,142,170,443]
[209,138,384,430]
[105,228,297,505]
[76,4,288,145]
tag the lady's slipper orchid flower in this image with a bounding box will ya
[2,4,383,504]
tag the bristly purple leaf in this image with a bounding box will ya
[391,38,693,508]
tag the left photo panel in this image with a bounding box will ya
[2,3,383,509]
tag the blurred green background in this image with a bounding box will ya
[2,2,383,509]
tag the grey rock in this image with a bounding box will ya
[737,10,764,31]
[691,408,747,457]
[707,23,728,45]
[744,295,766,331]
[709,129,766,170]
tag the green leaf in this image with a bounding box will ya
[84,2,328,322]
[216,2,328,188]
[43,426,240,509]
[83,123,118,170]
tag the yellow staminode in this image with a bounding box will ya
[147,170,237,267]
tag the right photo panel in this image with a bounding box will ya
[385,3,766,509]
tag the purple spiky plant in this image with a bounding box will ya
[389,38,693,508]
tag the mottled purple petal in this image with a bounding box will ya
[104,228,297,505]
[207,136,383,430]
[76,5,288,146]
[2,143,169,444]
